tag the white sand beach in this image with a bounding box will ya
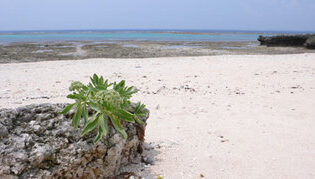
[0,54,315,178]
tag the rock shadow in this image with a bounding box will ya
[114,141,162,179]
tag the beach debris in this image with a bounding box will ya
[234,88,245,95]
[217,135,229,143]
[180,85,196,92]
[290,85,302,89]
[153,86,167,94]
[30,96,50,99]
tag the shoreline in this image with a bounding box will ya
[1,40,315,64]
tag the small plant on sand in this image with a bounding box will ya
[60,74,147,144]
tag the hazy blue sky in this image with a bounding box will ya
[0,0,315,31]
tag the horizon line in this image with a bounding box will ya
[0,28,315,34]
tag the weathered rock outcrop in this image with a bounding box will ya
[257,34,314,47]
[304,36,315,49]
[0,103,149,178]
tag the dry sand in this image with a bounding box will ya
[0,54,315,178]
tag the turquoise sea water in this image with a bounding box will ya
[0,30,308,43]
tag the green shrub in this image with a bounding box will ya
[60,74,146,144]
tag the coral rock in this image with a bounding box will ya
[0,103,149,178]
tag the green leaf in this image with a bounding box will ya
[80,114,99,136]
[89,101,101,112]
[64,74,147,144]
[134,102,146,118]
[67,93,84,100]
[82,85,88,91]
[110,115,127,139]
[93,74,99,85]
[90,77,96,86]
[93,126,103,144]
[104,79,109,86]
[60,103,75,114]
[90,74,99,87]
[99,76,104,85]
[134,116,145,125]
[115,109,135,123]
[66,94,76,99]
[81,105,88,125]
[98,114,108,136]
[72,103,82,128]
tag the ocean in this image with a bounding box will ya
[0,30,311,43]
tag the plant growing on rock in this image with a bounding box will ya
[60,74,147,144]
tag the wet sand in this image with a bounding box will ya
[1,40,314,63]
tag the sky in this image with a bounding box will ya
[0,0,315,32]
